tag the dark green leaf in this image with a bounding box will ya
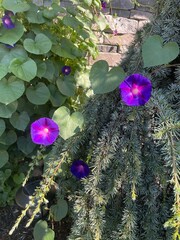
[17,135,36,155]
[33,220,55,240]
[90,60,126,94]
[2,0,30,13]
[10,111,30,131]
[0,119,5,137]
[13,173,25,184]
[0,101,18,118]
[63,16,83,29]
[50,199,68,221]
[0,150,9,168]
[142,35,180,67]
[0,21,24,45]
[51,38,83,59]
[26,82,50,105]
[49,84,66,107]
[0,77,25,104]
[0,130,17,145]
[10,58,37,82]
[0,64,8,80]
[56,76,76,97]
[52,106,84,140]
[23,34,52,55]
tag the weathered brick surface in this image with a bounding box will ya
[138,20,151,29]
[33,0,155,67]
[103,33,135,47]
[105,15,138,34]
[137,0,155,6]
[112,9,130,18]
[93,31,104,44]
[103,34,122,46]
[118,34,135,46]
[111,0,134,10]
[89,53,122,66]
[98,45,118,53]
[130,10,153,20]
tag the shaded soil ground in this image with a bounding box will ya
[0,205,71,240]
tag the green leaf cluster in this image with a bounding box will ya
[0,0,103,206]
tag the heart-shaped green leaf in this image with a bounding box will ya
[84,0,93,6]
[0,64,8,80]
[90,60,126,94]
[10,58,37,82]
[62,16,83,29]
[0,21,24,45]
[2,0,30,13]
[142,35,180,68]
[13,173,25,184]
[0,120,5,137]
[0,130,17,146]
[17,135,36,155]
[43,9,56,19]
[42,60,55,82]
[26,82,50,105]
[0,77,25,105]
[0,101,18,118]
[0,150,9,168]
[50,199,68,221]
[35,60,47,78]
[23,34,52,55]
[0,45,9,62]
[49,84,66,107]
[94,12,108,31]
[51,38,83,59]
[33,220,55,240]
[10,111,30,131]
[52,106,84,140]
[26,5,46,24]
[1,45,28,66]
[56,76,76,97]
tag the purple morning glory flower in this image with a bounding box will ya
[101,1,107,10]
[4,43,15,49]
[119,73,152,106]
[5,10,14,17]
[2,15,15,29]
[61,65,71,75]
[70,160,90,179]
[30,117,59,146]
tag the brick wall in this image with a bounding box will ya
[34,0,156,66]
[88,0,155,66]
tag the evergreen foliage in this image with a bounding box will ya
[10,0,179,239]
[47,0,180,239]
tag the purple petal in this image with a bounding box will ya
[30,117,59,146]
[61,65,71,75]
[101,1,107,10]
[4,43,15,48]
[5,10,14,17]
[2,15,15,29]
[70,160,90,179]
[119,74,152,106]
